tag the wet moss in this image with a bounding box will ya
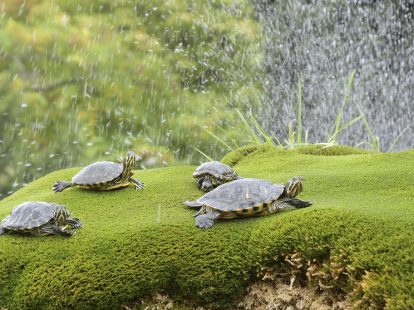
[0,145,413,309]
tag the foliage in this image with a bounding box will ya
[0,0,263,198]
[0,145,414,309]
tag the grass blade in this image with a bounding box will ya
[197,124,234,151]
[388,125,411,152]
[329,69,356,143]
[297,79,302,145]
[250,115,273,144]
[287,121,296,148]
[334,115,363,137]
[193,147,214,161]
[273,134,284,148]
[216,126,241,149]
[235,109,262,144]
[356,104,380,152]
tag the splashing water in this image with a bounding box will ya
[254,0,414,150]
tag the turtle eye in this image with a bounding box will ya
[198,178,204,186]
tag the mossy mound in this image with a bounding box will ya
[1,145,413,309]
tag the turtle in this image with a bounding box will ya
[184,176,312,229]
[0,201,81,237]
[193,161,239,192]
[53,151,144,192]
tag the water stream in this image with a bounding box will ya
[254,0,413,150]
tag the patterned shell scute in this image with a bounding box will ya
[193,161,236,180]
[1,202,59,229]
[197,178,285,211]
[72,161,123,184]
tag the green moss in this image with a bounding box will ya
[221,143,372,167]
[221,143,277,166]
[1,145,414,309]
[296,144,373,156]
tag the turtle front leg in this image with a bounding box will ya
[129,177,145,190]
[0,226,6,236]
[195,209,221,229]
[65,217,82,229]
[53,181,74,193]
[38,224,73,237]
[281,197,313,208]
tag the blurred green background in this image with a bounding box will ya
[0,0,263,198]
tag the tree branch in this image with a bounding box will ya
[31,78,84,92]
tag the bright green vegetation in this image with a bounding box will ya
[0,145,413,309]
[0,0,262,197]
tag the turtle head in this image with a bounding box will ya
[200,178,213,191]
[53,204,70,226]
[284,176,304,198]
[124,151,141,170]
[197,176,218,192]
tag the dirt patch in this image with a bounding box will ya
[123,293,204,310]
[124,281,351,310]
[237,278,351,310]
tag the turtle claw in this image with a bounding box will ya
[194,209,220,229]
[66,217,82,229]
[53,181,73,193]
[281,198,313,208]
[195,215,215,229]
[195,210,221,229]
[130,178,145,190]
[134,183,145,190]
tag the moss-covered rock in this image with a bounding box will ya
[1,145,413,309]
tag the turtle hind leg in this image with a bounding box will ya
[281,198,313,208]
[65,217,82,229]
[129,177,145,190]
[53,181,73,192]
[195,210,221,229]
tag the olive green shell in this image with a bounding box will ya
[193,161,237,181]
[0,202,65,230]
[194,178,285,212]
[72,161,123,184]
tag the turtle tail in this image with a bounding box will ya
[52,181,73,193]
[184,201,203,209]
[280,197,313,208]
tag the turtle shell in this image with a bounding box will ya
[72,161,123,184]
[195,178,284,212]
[193,161,237,181]
[1,202,62,230]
